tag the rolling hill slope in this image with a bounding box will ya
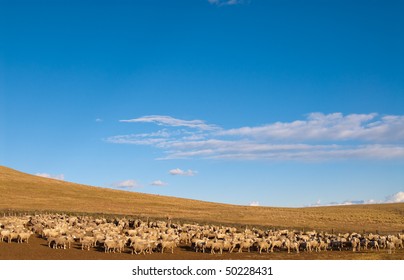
[1,166,403,232]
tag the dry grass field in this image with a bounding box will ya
[1,166,403,233]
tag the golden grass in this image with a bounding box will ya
[1,166,403,233]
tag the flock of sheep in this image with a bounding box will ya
[1,213,403,255]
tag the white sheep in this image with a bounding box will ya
[104,239,117,253]
[237,239,253,253]
[270,240,283,253]
[386,241,396,254]
[210,240,224,254]
[81,239,93,251]
[0,230,11,242]
[257,240,271,254]
[17,232,32,243]
[8,232,19,243]
[131,240,149,255]
[160,240,177,254]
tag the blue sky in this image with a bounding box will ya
[1,0,403,207]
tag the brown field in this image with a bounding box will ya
[1,166,403,232]
[1,235,403,260]
[1,165,403,260]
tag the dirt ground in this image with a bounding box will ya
[0,235,403,260]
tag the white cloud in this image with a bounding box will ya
[308,191,404,207]
[169,168,197,176]
[95,118,103,122]
[151,180,168,186]
[385,192,404,203]
[108,113,404,161]
[112,179,141,189]
[249,201,260,206]
[120,115,218,131]
[35,173,65,181]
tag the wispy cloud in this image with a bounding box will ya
[208,0,244,6]
[308,191,404,207]
[150,180,168,186]
[95,118,103,122]
[221,113,404,142]
[111,179,141,189]
[35,173,65,181]
[120,115,219,131]
[107,113,404,161]
[169,168,197,176]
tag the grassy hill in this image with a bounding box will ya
[1,166,403,233]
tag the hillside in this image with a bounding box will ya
[1,166,403,232]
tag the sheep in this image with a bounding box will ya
[298,240,312,252]
[131,241,148,255]
[125,229,137,236]
[65,235,75,249]
[81,239,93,251]
[351,237,361,252]
[115,239,126,253]
[290,241,300,254]
[104,238,125,253]
[378,237,387,249]
[104,239,116,253]
[179,232,190,244]
[238,239,253,253]
[131,240,156,255]
[222,240,232,253]
[388,236,403,249]
[386,241,395,254]
[147,240,159,254]
[55,236,69,249]
[70,230,86,242]
[42,228,59,239]
[317,239,329,252]
[309,240,319,252]
[368,240,379,251]
[192,238,206,253]
[210,240,224,254]
[330,240,342,251]
[93,233,105,246]
[0,230,11,242]
[203,239,214,253]
[48,236,69,249]
[360,238,369,250]
[229,241,239,253]
[103,237,125,253]
[257,240,271,254]
[160,240,177,254]
[396,239,403,249]
[8,232,19,243]
[82,236,96,248]
[269,240,283,252]
[284,239,299,254]
[31,224,43,236]
[17,232,32,243]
